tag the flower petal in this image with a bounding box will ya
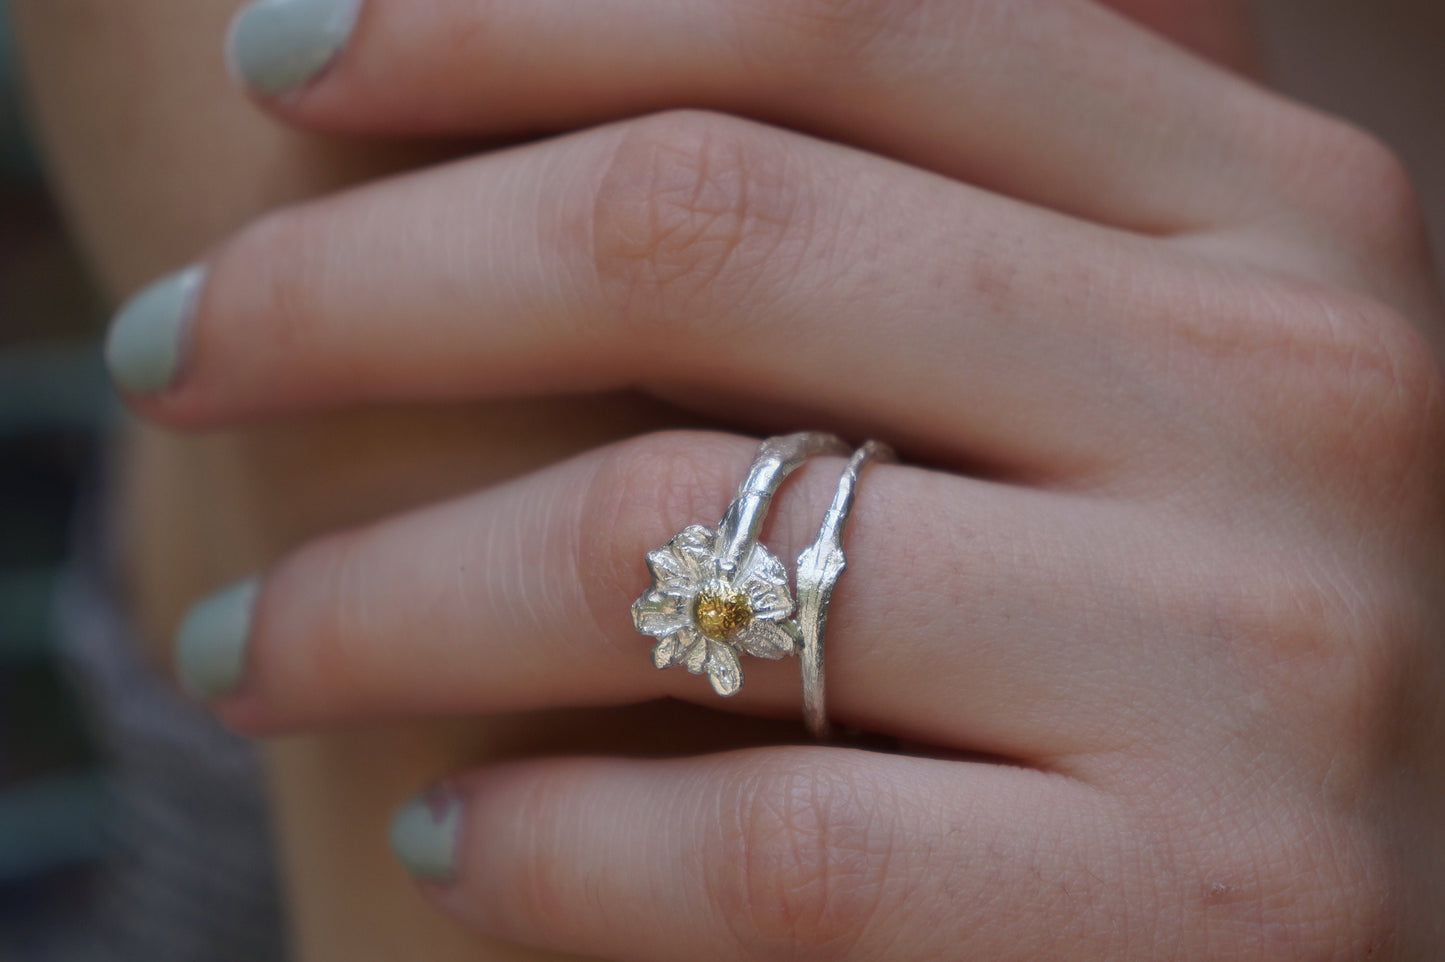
[632,590,691,638]
[645,524,718,591]
[643,550,691,589]
[705,641,743,696]
[733,619,797,660]
[652,627,700,669]
[683,632,709,673]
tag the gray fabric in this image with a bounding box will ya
[29,534,288,962]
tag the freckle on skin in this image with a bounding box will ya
[1205,881,1234,904]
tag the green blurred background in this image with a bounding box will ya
[0,0,115,946]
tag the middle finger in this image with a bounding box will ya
[117,111,1235,481]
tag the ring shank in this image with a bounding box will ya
[796,440,895,739]
[715,432,849,567]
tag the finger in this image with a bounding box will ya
[190,431,1207,760]
[389,749,1158,961]
[113,112,1225,479]
[232,0,1336,233]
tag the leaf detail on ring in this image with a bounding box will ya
[734,619,796,660]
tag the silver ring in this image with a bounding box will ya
[631,432,847,696]
[796,441,895,739]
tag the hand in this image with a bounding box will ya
[105,1,1445,958]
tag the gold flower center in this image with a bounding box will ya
[692,585,754,640]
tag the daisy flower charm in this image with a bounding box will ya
[630,433,847,696]
[632,524,800,696]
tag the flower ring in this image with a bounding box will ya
[631,433,847,696]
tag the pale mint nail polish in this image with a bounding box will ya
[390,786,464,882]
[227,0,362,96]
[175,578,260,700]
[104,265,206,396]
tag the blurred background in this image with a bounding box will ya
[0,0,115,953]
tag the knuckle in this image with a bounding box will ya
[703,756,899,958]
[1318,303,1445,486]
[589,111,809,328]
[752,0,934,68]
[1203,559,1416,759]
[1201,282,1445,486]
[1280,119,1428,258]
[1356,320,1445,482]
[1300,301,1442,474]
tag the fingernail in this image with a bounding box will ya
[174,578,260,699]
[227,0,362,96]
[389,785,464,883]
[104,265,206,396]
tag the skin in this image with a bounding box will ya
[11,4,688,960]
[11,0,1445,959]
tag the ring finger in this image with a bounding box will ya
[188,430,1221,760]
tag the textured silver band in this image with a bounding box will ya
[795,441,895,739]
[716,432,849,572]
[632,432,848,696]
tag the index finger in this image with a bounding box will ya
[228,0,1353,234]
